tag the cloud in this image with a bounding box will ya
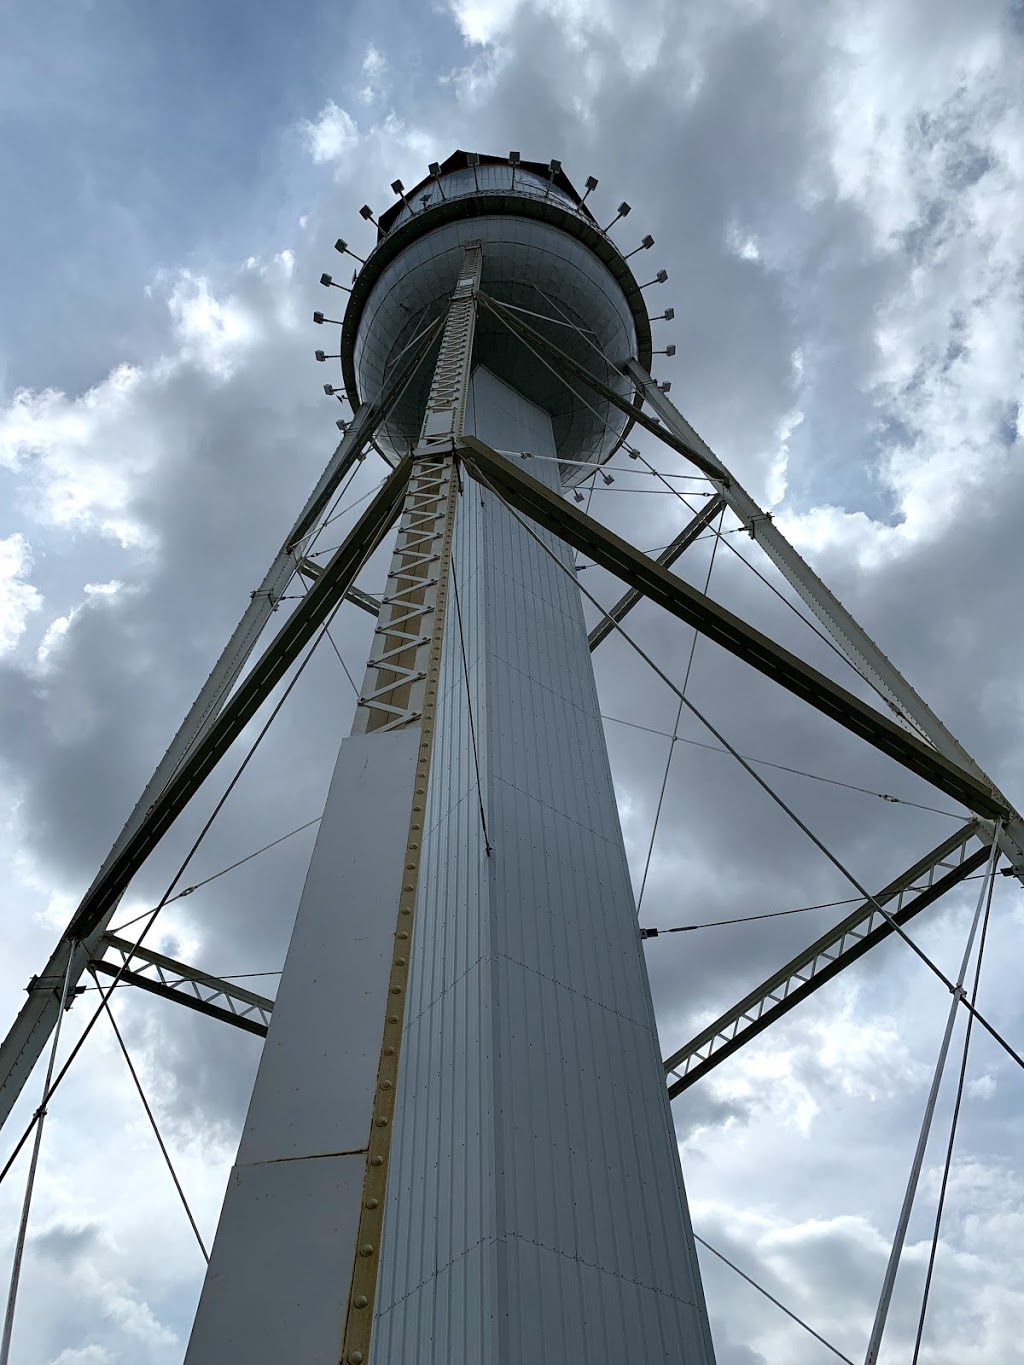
[359,44,389,104]
[0,532,43,654]
[300,100,360,164]
[449,0,526,45]
[51,1350,114,1365]
[0,370,157,550]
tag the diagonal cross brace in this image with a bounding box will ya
[589,494,726,650]
[661,823,987,1096]
[459,438,1007,820]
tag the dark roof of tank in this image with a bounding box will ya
[375,150,596,237]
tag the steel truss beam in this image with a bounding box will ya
[661,823,988,1096]
[91,935,273,1037]
[459,438,1007,820]
[0,380,427,1128]
[588,494,726,651]
[352,244,482,737]
[474,290,1023,875]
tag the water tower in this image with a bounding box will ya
[4,149,1019,1365]
[184,149,717,1364]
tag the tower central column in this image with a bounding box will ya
[372,358,716,1362]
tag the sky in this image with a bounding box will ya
[1,0,1024,1361]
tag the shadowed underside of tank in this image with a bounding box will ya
[339,151,652,480]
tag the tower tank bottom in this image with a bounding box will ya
[342,164,649,477]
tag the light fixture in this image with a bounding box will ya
[320,273,351,292]
[391,178,413,212]
[626,446,640,459]
[573,489,585,503]
[313,311,342,326]
[658,380,672,393]
[428,161,447,201]
[603,201,631,232]
[640,269,668,288]
[336,418,349,431]
[467,150,480,190]
[334,238,365,264]
[654,344,676,356]
[359,204,378,225]
[581,175,598,204]
[651,307,675,321]
[542,157,562,201]
[315,350,341,363]
[623,233,655,260]
[508,149,520,189]
[323,384,342,396]
[601,471,614,485]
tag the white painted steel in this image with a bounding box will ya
[372,369,716,1364]
[184,729,419,1364]
[186,1156,365,1365]
[624,358,1024,881]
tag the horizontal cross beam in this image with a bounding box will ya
[662,822,986,1096]
[92,935,273,1037]
[459,439,1007,820]
[298,559,382,617]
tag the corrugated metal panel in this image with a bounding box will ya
[374,370,715,1363]
[185,731,420,1365]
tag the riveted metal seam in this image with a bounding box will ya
[338,455,460,1365]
